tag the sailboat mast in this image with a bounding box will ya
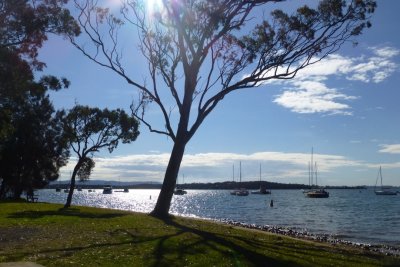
[232,164,235,182]
[240,161,242,183]
[311,147,314,186]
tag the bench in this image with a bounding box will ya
[26,194,39,203]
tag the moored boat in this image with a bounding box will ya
[174,174,187,195]
[251,186,271,195]
[374,166,397,195]
[251,164,271,194]
[102,185,113,194]
[233,161,249,196]
[174,188,187,195]
[305,189,329,198]
[236,188,249,196]
[304,148,329,198]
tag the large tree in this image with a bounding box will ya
[0,86,70,199]
[0,46,71,199]
[70,0,376,217]
[0,0,79,199]
[63,105,139,208]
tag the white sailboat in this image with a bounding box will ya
[374,166,397,195]
[304,148,329,198]
[174,174,187,195]
[251,164,271,194]
[235,162,249,196]
[230,164,239,195]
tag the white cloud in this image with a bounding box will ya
[59,151,366,183]
[271,46,399,115]
[274,79,356,115]
[373,46,400,58]
[379,144,400,154]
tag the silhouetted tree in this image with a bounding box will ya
[70,0,376,217]
[0,0,79,199]
[0,47,71,199]
[63,105,139,208]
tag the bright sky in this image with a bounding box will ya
[39,0,400,186]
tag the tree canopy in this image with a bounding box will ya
[63,105,140,208]
[0,0,80,69]
[0,0,79,199]
[70,0,376,217]
[0,47,70,199]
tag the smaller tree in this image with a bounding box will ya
[63,105,139,208]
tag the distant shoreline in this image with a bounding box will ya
[47,180,368,190]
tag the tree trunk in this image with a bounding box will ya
[13,186,23,200]
[64,160,82,208]
[150,60,197,218]
[0,179,5,199]
[150,136,187,218]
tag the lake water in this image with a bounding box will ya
[36,188,400,247]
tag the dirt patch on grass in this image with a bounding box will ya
[0,227,43,245]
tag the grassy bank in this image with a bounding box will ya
[0,202,398,266]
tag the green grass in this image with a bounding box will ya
[0,202,398,266]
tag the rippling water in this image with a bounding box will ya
[37,188,400,246]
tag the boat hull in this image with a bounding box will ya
[305,190,329,198]
[251,190,271,195]
[374,190,397,195]
[236,189,249,196]
[103,185,113,194]
[174,189,187,195]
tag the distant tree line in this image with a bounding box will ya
[178,181,366,190]
[46,180,367,190]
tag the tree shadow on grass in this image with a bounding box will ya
[151,216,296,267]
[8,208,127,219]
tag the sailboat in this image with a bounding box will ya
[304,148,329,198]
[235,162,249,196]
[174,174,187,195]
[251,164,271,194]
[230,164,240,195]
[374,166,397,195]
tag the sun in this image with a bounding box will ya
[146,0,165,16]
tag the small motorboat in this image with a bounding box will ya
[102,185,113,194]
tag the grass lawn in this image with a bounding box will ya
[0,202,398,266]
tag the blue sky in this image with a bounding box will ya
[38,0,400,186]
